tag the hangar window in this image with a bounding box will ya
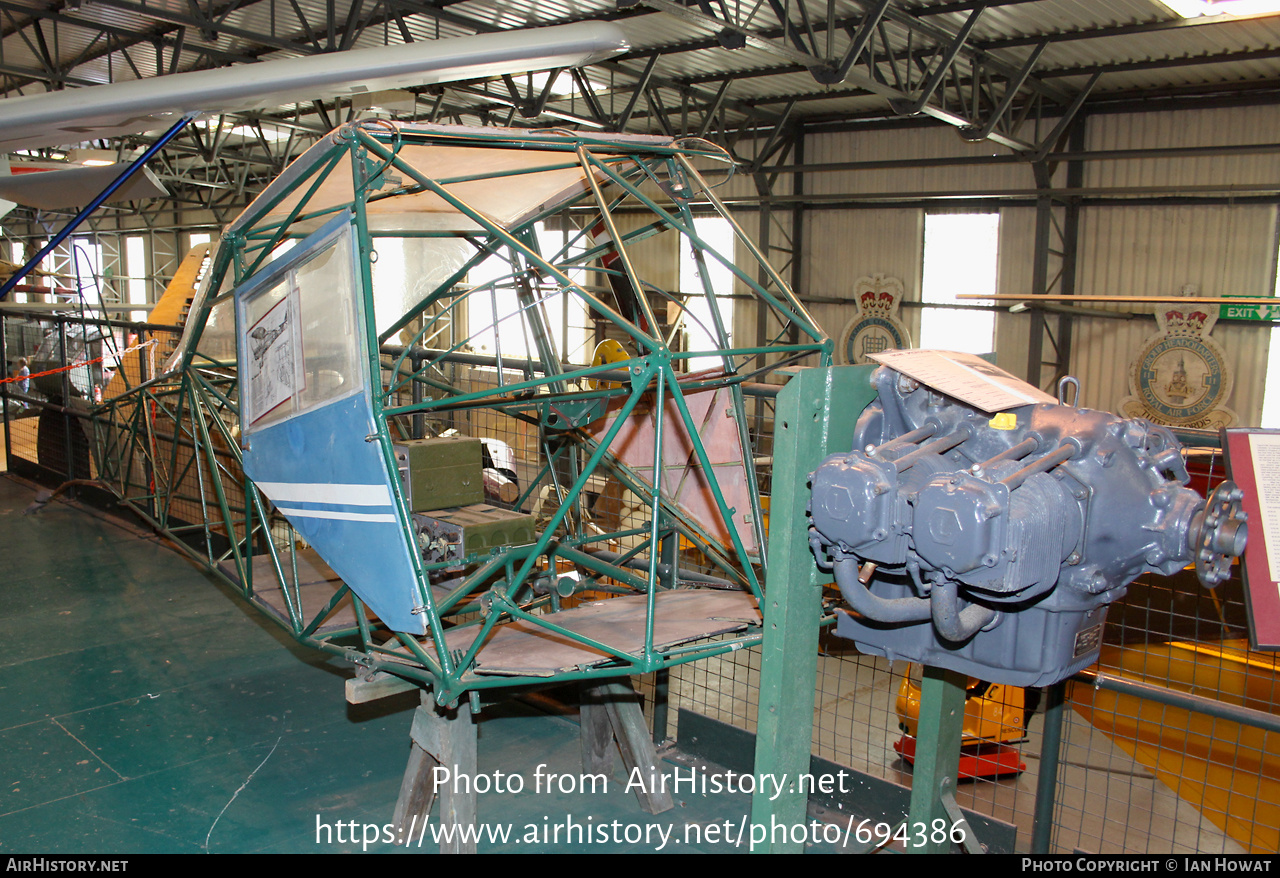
[125,236,148,322]
[677,216,735,372]
[917,212,998,355]
[465,221,590,365]
[7,241,26,303]
[70,237,102,301]
[1158,0,1280,17]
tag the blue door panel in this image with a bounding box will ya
[243,394,425,634]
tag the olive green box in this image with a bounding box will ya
[414,504,536,564]
[394,436,484,512]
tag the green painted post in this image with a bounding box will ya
[1031,682,1066,853]
[750,364,874,853]
[906,665,968,853]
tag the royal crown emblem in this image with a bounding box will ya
[1162,309,1209,337]
[859,290,897,317]
[838,275,912,366]
[1120,301,1235,429]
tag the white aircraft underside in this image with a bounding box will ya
[0,21,628,212]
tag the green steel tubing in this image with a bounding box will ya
[676,154,828,346]
[62,126,801,713]
[358,124,730,161]
[575,143,661,334]
[558,217,671,276]
[1032,681,1066,854]
[384,247,500,375]
[670,190,770,563]
[422,629,766,703]
[659,632,763,660]
[351,591,375,654]
[660,364,762,600]
[354,130,656,353]
[301,582,356,638]
[247,486,304,632]
[432,554,513,616]
[175,240,238,371]
[188,377,244,571]
[560,421,749,586]
[235,149,348,281]
[589,152,823,344]
[187,388,216,562]
[552,546,653,593]
[381,356,653,419]
[389,630,446,679]
[157,379,192,525]
[643,360,666,663]
[506,363,656,596]
[287,539,307,636]
[484,593,649,668]
[380,243,497,348]
[348,145,457,679]
[374,177,657,346]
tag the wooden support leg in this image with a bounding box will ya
[579,679,674,815]
[392,692,479,854]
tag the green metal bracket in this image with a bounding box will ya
[542,397,607,430]
[750,364,876,853]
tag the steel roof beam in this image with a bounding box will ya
[624,0,1080,152]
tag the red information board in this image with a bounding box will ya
[1223,428,1280,650]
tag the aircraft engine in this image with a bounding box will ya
[808,365,1247,686]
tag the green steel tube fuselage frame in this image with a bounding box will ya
[73,123,832,709]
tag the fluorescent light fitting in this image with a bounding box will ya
[352,89,417,114]
[1159,0,1280,17]
[69,148,117,166]
[229,124,290,142]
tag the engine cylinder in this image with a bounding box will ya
[809,365,1247,686]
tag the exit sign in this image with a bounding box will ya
[1219,297,1280,322]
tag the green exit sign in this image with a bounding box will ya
[1219,298,1280,322]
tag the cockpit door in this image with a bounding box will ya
[236,213,426,634]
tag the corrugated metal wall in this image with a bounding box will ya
[1073,204,1276,421]
[805,125,1048,197]
[1068,106,1280,423]
[754,105,1280,425]
[803,208,924,347]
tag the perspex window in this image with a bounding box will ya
[238,217,365,431]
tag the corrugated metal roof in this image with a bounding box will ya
[7,0,1280,181]
[7,0,1280,113]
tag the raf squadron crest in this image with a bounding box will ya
[837,275,912,366]
[1120,305,1236,429]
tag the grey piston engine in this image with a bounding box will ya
[808,366,1247,686]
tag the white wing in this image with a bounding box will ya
[0,163,168,210]
[0,21,629,153]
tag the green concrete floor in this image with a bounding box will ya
[0,474,780,855]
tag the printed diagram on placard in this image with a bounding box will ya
[248,293,302,424]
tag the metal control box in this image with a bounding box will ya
[413,504,536,565]
[394,436,484,512]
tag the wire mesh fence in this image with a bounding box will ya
[631,432,1277,856]
[4,307,1275,855]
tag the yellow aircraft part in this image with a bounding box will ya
[589,338,628,390]
[104,243,209,401]
[896,668,1027,744]
[1069,639,1280,854]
